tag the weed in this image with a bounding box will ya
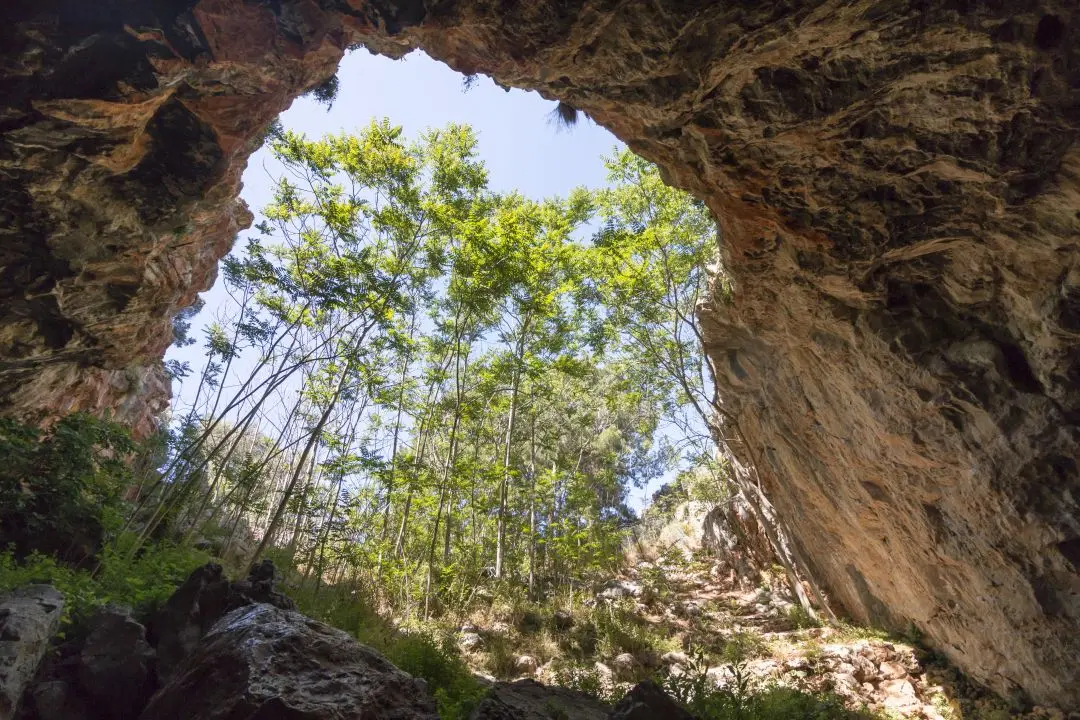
[786,604,821,630]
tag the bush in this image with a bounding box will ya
[383,632,485,720]
[0,538,209,627]
[786,604,821,630]
[0,414,134,564]
[589,600,675,660]
[552,664,617,703]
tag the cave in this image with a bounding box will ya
[1,0,1078,708]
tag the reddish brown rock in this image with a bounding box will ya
[0,0,1077,708]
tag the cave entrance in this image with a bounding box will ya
[164,46,722,540]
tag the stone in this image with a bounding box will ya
[593,662,614,683]
[881,678,921,713]
[923,704,948,720]
[148,560,295,682]
[680,601,703,618]
[612,653,639,681]
[29,680,90,720]
[661,651,688,666]
[598,580,643,602]
[459,632,484,652]
[140,603,437,720]
[516,611,543,634]
[513,655,538,675]
[706,666,727,687]
[3,0,1080,707]
[610,680,694,720]
[470,678,610,720]
[879,660,908,680]
[0,585,64,720]
[851,654,878,684]
[78,606,155,720]
[147,563,230,683]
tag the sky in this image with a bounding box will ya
[242,48,621,213]
[168,48,680,510]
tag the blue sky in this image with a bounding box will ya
[169,48,680,509]
[241,48,622,211]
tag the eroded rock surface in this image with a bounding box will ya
[470,679,611,720]
[2,0,1078,707]
[0,586,63,720]
[140,603,438,720]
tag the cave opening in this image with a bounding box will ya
[1,1,1079,713]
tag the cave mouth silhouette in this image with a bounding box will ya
[2,1,1079,710]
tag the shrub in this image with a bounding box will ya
[0,414,134,563]
[786,604,821,630]
[382,631,485,720]
[552,664,616,703]
[0,538,209,627]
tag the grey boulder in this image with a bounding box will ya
[0,585,63,720]
[140,603,437,720]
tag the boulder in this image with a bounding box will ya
[29,679,90,720]
[459,632,484,652]
[470,678,610,720]
[879,660,908,680]
[77,606,155,720]
[881,678,920,713]
[612,653,639,681]
[661,651,688,666]
[610,680,694,720]
[597,580,642,602]
[0,585,64,720]
[514,655,538,675]
[516,611,543,634]
[148,561,294,682]
[146,563,230,683]
[140,603,437,720]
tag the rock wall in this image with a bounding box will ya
[1,0,1077,707]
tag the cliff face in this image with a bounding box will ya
[1,0,1077,707]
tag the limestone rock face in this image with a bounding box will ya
[0,585,64,720]
[2,0,1079,707]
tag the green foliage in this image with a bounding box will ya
[0,539,209,626]
[552,664,617,703]
[661,645,878,720]
[383,632,486,720]
[552,599,677,665]
[305,74,340,109]
[0,414,134,562]
[162,121,718,643]
[786,604,822,630]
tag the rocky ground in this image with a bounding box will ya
[456,553,1076,720]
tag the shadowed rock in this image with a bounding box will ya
[140,603,437,720]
